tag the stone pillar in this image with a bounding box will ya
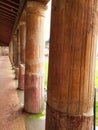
[9,42,12,64]
[18,11,26,89]
[15,29,20,79]
[17,28,20,65]
[20,11,26,64]
[13,33,18,68]
[46,0,97,130]
[24,1,47,113]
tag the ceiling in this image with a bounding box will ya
[0,0,27,46]
[0,0,49,46]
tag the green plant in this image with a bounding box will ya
[96,101,98,126]
[95,60,98,88]
[44,60,48,87]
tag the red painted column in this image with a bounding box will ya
[46,0,97,130]
[24,1,47,113]
[18,11,26,89]
[15,29,20,79]
[13,33,18,68]
[9,41,14,65]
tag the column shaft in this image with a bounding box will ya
[20,22,26,64]
[18,11,26,89]
[24,1,47,113]
[13,34,18,67]
[46,0,97,130]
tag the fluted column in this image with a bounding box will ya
[24,1,47,113]
[18,11,26,89]
[20,11,26,64]
[13,33,18,68]
[9,41,14,65]
[15,29,21,79]
[46,0,97,130]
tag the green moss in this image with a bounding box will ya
[27,113,45,119]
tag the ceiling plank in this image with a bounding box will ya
[0,16,14,23]
[0,13,15,20]
[0,15,15,22]
[0,8,17,17]
[3,0,19,6]
[0,1,18,10]
[0,5,17,14]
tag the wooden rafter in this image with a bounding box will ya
[0,1,18,11]
[0,12,15,20]
[0,5,17,14]
[0,15,14,23]
[0,8,17,17]
[3,0,19,6]
[0,14,15,21]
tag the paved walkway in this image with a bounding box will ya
[0,56,45,130]
[0,56,25,130]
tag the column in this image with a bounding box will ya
[18,11,26,89]
[46,0,97,130]
[24,1,47,113]
[13,33,18,69]
[15,28,21,79]
[9,42,11,61]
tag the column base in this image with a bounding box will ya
[18,64,25,90]
[24,73,44,113]
[46,104,93,130]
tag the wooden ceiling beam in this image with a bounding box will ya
[0,1,18,11]
[0,5,17,14]
[0,12,15,20]
[3,0,19,6]
[0,20,13,27]
[0,14,15,22]
[0,8,17,17]
[0,15,14,23]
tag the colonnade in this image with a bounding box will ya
[9,0,97,129]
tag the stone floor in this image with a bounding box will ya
[0,56,97,130]
[0,56,45,130]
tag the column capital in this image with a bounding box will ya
[26,1,47,17]
[20,10,26,23]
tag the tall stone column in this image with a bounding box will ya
[18,11,26,89]
[9,40,14,66]
[9,42,13,64]
[13,33,18,68]
[46,0,97,130]
[15,29,21,79]
[17,29,20,65]
[24,1,47,113]
[20,11,26,64]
